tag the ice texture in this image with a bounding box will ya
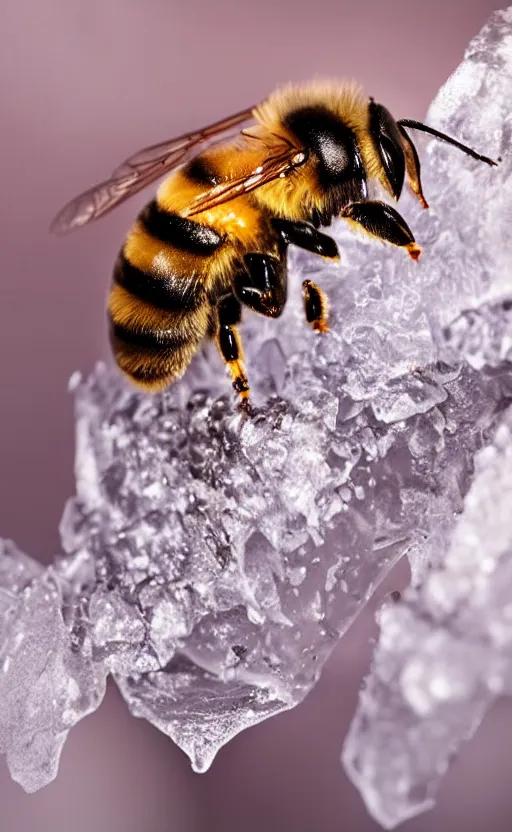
[0,541,106,793]
[0,6,511,823]
[342,408,512,828]
[341,7,512,826]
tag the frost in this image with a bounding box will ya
[0,6,511,826]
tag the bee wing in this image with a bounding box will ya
[183,145,308,217]
[50,107,255,234]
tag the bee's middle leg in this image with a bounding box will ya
[271,219,339,333]
[302,280,330,333]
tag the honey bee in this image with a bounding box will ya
[51,81,496,409]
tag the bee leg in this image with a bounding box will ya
[302,280,329,333]
[271,218,339,259]
[397,125,429,209]
[233,253,287,318]
[216,293,251,408]
[340,200,422,260]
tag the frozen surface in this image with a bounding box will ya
[0,541,106,793]
[0,6,511,825]
[343,407,512,828]
[342,7,512,827]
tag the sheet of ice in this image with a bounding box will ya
[0,6,510,817]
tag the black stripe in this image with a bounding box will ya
[183,156,221,186]
[139,200,224,254]
[109,316,190,352]
[114,252,204,313]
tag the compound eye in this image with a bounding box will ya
[379,133,405,198]
[370,101,406,199]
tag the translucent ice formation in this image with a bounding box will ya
[342,407,512,828]
[0,7,511,827]
[341,8,512,825]
[0,541,106,793]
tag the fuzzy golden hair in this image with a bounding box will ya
[254,79,369,134]
[254,80,392,202]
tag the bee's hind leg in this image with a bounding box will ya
[215,293,251,409]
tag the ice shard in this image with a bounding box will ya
[342,407,512,828]
[0,541,106,793]
[0,6,511,823]
[341,7,512,826]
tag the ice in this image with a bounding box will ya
[0,542,106,793]
[342,408,512,828]
[444,298,512,370]
[341,8,512,826]
[0,5,511,820]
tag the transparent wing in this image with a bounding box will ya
[50,107,255,234]
[183,146,308,217]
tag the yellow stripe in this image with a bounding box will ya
[108,283,211,339]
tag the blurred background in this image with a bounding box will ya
[1,1,510,829]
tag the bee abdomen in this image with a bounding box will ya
[139,200,224,254]
[109,318,191,352]
[108,309,201,391]
[114,252,204,312]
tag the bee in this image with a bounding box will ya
[51,81,496,409]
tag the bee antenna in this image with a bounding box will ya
[397,119,498,167]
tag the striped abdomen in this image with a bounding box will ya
[108,198,225,390]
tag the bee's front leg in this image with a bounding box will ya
[233,253,288,318]
[341,201,422,260]
[272,218,339,259]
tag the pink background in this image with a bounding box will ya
[1,1,510,830]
